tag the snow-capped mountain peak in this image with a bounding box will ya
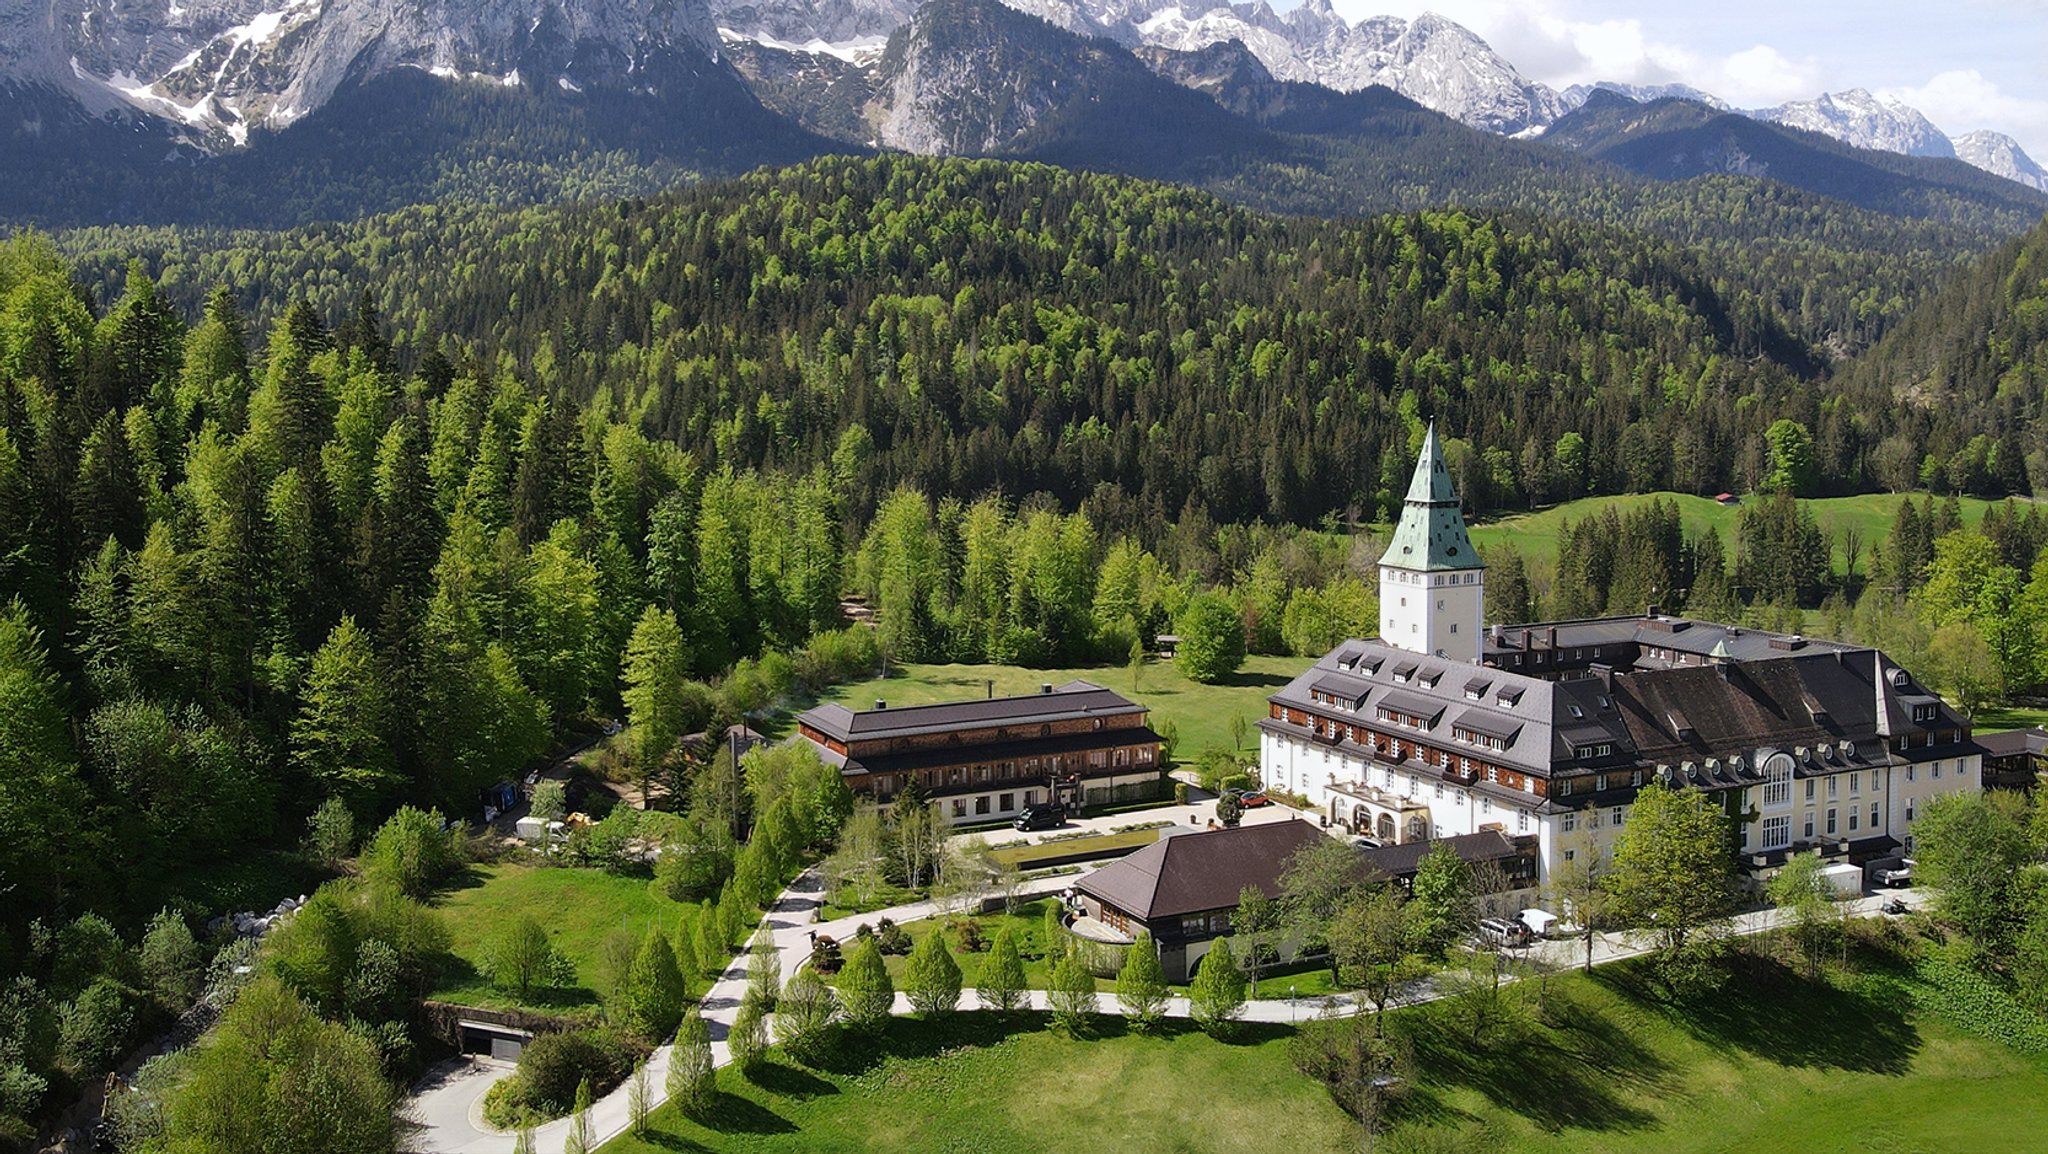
[1954,130,2048,192]
[1755,87,1955,158]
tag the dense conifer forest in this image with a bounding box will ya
[0,152,2045,1149]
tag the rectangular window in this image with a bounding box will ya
[1849,772,1859,795]
[1563,813,1577,833]
[975,796,990,815]
[1000,793,1015,812]
[952,800,967,818]
[1871,802,1880,829]
[1848,810,1859,832]
[1827,777,1838,800]
[1934,761,1943,778]
[1517,809,1529,832]
[1762,815,1790,848]
[1826,809,1837,835]
[1907,802,1916,823]
[1611,806,1625,828]
[1588,811,1601,830]
[1803,815,1814,838]
[1906,764,1915,782]
[1805,779,1815,800]
[1563,848,1576,862]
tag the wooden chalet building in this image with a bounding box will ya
[791,681,1166,825]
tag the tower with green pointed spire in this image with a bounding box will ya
[1380,423,1485,660]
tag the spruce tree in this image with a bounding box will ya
[1189,938,1248,1038]
[976,926,1028,1012]
[839,937,896,1031]
[903,929,962,1015]
[1116,932,1168,1032]
[667,1008,716,1120]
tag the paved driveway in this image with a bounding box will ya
[946,794,1318,851]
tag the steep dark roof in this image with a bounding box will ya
[799,680,1145,742]
[1977,728,2048,758]
[1076,820,1326,921]
[1358,829,1528,878]
[833,725,1162,778]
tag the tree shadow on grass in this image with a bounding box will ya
[743,1060,838,1103]
[1596,954,1920,1076]
[1397,997,1666,1134]
[635,1131,716,1151]
[695,1086,802,1135]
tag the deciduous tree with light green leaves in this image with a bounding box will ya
[1407,842,1474,959]
[1175,592,1246,684]
[903,929,962,1015]
[667,1008,715,1119]
[775,968,839,1064]
[1605,780,1735,989]
[1116,934,1168,1031]
[729,993,769,1075]
[1914,790,2035,955]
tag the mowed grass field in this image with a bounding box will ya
[1460,491,2011,576]
[605,951,2048,1154]
[774,654,1313,762]
[427,863,688,1013]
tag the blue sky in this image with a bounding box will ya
[1301,1,2048,156]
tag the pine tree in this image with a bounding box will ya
[839,937,896,1030]
[976,926,1028,1012]
[667,1008,716,1119]
[1189,937,1247,1038]
[1115,932,1168,1032]
[903,929,962,1015]
[1047,951,1097,1036]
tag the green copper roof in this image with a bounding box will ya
[1385,424,1482,572]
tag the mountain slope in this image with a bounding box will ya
[1955,130,2048,193]
[1755,88,1954,158]
[1541,92,2048,230]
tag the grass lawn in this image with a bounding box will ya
[427,863,691,1013]
[1381,949,2048,1154]
[984,827,1161,869]
[766,655,1312,763]
[1972,704,2048,734]
[602,1014,1354,1154]
[1462,491,2010,578]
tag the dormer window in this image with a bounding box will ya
[1568,704,1584,719]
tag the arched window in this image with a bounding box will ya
[1376,813,1396,841]
[1762,753,1793,807]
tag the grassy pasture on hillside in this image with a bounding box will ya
[1461,491,2008,577]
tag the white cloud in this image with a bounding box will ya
[1709,45,1822,107]
[1885,69,2048,156]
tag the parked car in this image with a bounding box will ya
[1347,835,1383,850]
[1876,859,1916,887]
[1477,917,1533,948]
[1013,803,1068,832]
[1237,790,1272,808]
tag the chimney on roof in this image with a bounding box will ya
[1041,683,1053,694]
[1546,627,1558,649]
[1647,604,1662,618]
[875,700,887,710]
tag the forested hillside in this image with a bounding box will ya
[1843,212,2048,469]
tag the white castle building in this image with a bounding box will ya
[1260,425,1982,882]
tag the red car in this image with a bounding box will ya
[1235,789,1272,808]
